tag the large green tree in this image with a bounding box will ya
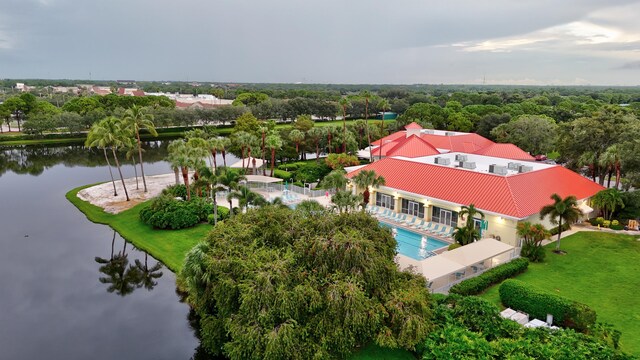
[352,169,386,207]
[591,188,625,220]
[491,115,557,155]
[180,207,432,359]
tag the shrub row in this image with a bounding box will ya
[549,222,571,235]
[207,206,230,225]
[449,257,529,296]
[499,279,597,332]
[140,195,213,230]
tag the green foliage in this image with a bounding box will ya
[180,207,432,359]
[325,153,360,169]
[449,258,529,296]
[491,114,557,155]
[499,279,597,332]
[294,161,331,183]
[612,220,620,226]
[549,222,571,235]
[207,206,230,224]
[162,184,188,199]
[421,295,629,360]
[603,220,611,228]
[140,195,213,230]
[447,243,461,251]
[520,241,546,262]
[273,169,292,180]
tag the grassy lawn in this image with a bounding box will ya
[66,184,210,272]
[479,231,640,355]
[350,344,416,360]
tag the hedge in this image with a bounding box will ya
[549,222,571,235]
[449,257,529,296]
[499,279,597,332]
[273,169,292,180]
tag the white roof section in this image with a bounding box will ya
[393,152,553,177]
[229,157,265,169]
[440,239,514,267]
[244,175,283,183]
[344,164,367,173]
[419,255,467,281]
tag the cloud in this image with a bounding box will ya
[616,61,640,70]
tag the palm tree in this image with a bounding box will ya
[352,169,385,207]
[95,239,141,296]
[599,145,622,189]
[360,90,373,162]
[331,190,362,214]
[219,137,231,168]
[338,97,351,152]
[187,137,210,197]
[123,137,140,190]
[122,105,157,193]
[218,168,246,217]
[321,169,348,192]
[453,226,480,246]
[208,137,223,174]
[289,129,305,160]
[578,151,598,183]
[307,127,325,162]
[198,167,226,225]
[229,186,268,213]
[167,140,194,200]
[258,124,269,175]
[97,116,130,201]
[266,133,283,177]
[540,194,581,254]
[86,120,118,196]
[233,131,254,170]
[377,99,390,160]
[591,188,625,220]
[459,204,485,232]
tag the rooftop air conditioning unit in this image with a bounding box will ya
[489,164,508,175]
[445,131,456,136]
[507,162,521,170]
[459,161,476,170]
[435,157,451,165]
[455,154,468,162]
[518,165,534,173]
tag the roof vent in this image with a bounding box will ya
[455,154,468,162]
[489,164,508,175]
[518,165,533,173]
[445,131,456,136]
[507,162,521,170]
[459,161,476,170]
[434,157,451,165]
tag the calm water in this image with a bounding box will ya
[0,143,237,360]
[380,221,449,260]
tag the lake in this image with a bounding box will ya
[0,143,237,360]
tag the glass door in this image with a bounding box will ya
[408,201,420,216]
[440,210,452,226]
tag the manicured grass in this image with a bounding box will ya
[479,231,640,355]
[350,344,416,360]
[66,184,211,272]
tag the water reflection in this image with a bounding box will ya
[0,141,170,177]
[95,231,164,297]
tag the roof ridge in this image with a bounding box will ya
[503,176,524,218]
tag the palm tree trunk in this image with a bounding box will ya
[262,132,267,176]
[213,194,218,225]
[222,149,227,167]
[134,130,148,192]
[615,162,621,189]
[328,130,332,154]
[270,148,276,177]
[365,98,372,162]
[241,147,245,169]
[211,150,217,173]
[181,166,191,201]
[111,148,130,201]
[103,148,118,196]
[607,168,613,188]
[315,142,320,163]
[173,167,180,185]
[229,199,234,218]
[132,157,139,190]
[556,217,562,252]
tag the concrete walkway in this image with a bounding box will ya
[540,223,640,246]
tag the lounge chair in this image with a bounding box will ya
[403,216,416,226]
[433,225,450,237]
[420,221,434,231]
[455,270,466,280]
[412,219,425,229]
[427,223,441,234]
[379,208,389,218]
[395,214,407,223]
[443,227,455,238]
[387,212,399,221]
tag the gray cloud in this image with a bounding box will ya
[617,61,640,69]
[0,0,639,84]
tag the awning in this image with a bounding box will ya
[229,157,265,169]
[440,238,514,267]
[244,175,283,183]
[578,203,594,215]
[419,255,467,281]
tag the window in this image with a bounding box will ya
[401,199,424,217]
[432,206,458,227]
[376,193,394,210]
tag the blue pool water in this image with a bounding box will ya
[380,222,449,260]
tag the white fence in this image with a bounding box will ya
[246,182,335,198]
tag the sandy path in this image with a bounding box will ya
[78,172,180,214]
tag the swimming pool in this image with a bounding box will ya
[380,222,449,260]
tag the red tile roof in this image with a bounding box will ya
[132,90,145,97]
[404,122,423,130]
[386,135,440,158]
[372,131,406,146]
[419,133,494,152]
[347,158,604,219]
[473,143,535,161]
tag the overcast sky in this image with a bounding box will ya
[1,0,639,85]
